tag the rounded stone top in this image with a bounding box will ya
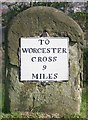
[7,6,84,66]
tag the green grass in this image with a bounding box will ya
[0,81,88,119]
[0,83,2,113]
[80,82,87,118]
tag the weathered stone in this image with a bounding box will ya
[4,6,84,116]
[8,6,83,66]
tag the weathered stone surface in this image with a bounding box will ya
[7,6,83,66]
[5,6,84,116]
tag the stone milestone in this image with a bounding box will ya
[4,6,84,116]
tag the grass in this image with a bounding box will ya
[80,81,87,118]
[0,81,87,119]
[0,83,2,113]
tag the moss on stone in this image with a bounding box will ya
[5,6,84,115]
[7,6,84,66]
